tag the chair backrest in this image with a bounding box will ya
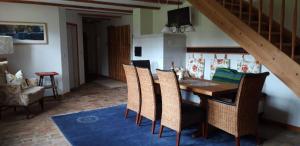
[136,67,156,120]
[156,69,182,132]
[123,64,141,112]
[132,60,151,70]
[235,72,269,128]
[212,68,244,84]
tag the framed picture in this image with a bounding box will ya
[0,21,48,44]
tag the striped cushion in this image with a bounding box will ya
[212,68,244,84]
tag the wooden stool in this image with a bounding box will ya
[35,72,59,98]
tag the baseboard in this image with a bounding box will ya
[261,118,300,132]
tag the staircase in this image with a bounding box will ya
[188,0,300,96]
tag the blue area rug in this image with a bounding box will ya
[52,104,256,146]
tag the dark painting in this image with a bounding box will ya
[0,22,47,44]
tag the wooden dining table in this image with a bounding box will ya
[153,76,239,97]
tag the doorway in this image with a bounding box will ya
[67,23,80,89]
[107,25,131,82]
[83,20,100,82]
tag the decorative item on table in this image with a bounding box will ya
[171,61,186,80]
[237,55,261,73]
[0,21,47,44]
[210,54,230,79]
[186,53,205,79]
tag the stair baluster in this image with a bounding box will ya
[268,0,274,41]
[280,0,285,51]
[239,0,243,19]
[292,0,298,59]
[258,0,263,34]
[248,0,253,25]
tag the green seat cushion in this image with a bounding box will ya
[212,68,244,84]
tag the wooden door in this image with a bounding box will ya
[67,23,80,89]
[107,25,130,81]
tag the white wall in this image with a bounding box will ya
[97,15,133,76]
[151,1,239,47]
[66,11,85,85]
[133,34,164,73]
[0,2,70,95]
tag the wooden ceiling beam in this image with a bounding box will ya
[66,9,131,15]
[83,17,111,22]
[134,0,183,5]
[0,0,132,13]
[79,13,122,18]
[68,0,160,10]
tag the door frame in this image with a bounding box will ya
[67,22,80,88]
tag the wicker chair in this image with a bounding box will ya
[123,65,141,124]
[206,72,269,146]
[136,67,161,134]
[156,69,204,146]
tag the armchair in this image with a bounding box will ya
[0,61,45,119]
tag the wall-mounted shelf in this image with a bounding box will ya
[187,46,248,54]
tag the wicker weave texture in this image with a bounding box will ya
[156,70,182,132]
[208,72,269,137]
[123,65,141,113]
[136,67,156,121]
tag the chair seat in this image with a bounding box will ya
[181,103,204,128]
[19,86,44,106]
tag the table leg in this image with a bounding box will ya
[192,94,208,138]
[50,75,58,98]
[38,76,44,86]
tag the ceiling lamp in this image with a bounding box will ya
[161,0,195,33]
[161,24,172,33]
[185,24,195,32]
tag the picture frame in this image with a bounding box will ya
[0,21,48,44]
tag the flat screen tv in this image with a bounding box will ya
[167,7,191,26]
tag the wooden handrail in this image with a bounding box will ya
[269,0,274,41]
[248,0,252,25]
[292,0,298,59]
[280,0,285,51]
[258,0,263,34]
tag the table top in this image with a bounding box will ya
[35,72,59,76]
[153,77,238,96]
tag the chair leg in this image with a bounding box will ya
[135,113,140,124]
[176,131,181,146]
[159,125,164,138]
[14,106,17,112]
[0,107,2,120]
[256,131,261,145]
[39,99,44,111]
[25,107,32,119]
[124,109,129,119]
[151,120,156,134]
[235,136,240,146]
[138,116,143,126]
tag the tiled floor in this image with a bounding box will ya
[0,82,299,146]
